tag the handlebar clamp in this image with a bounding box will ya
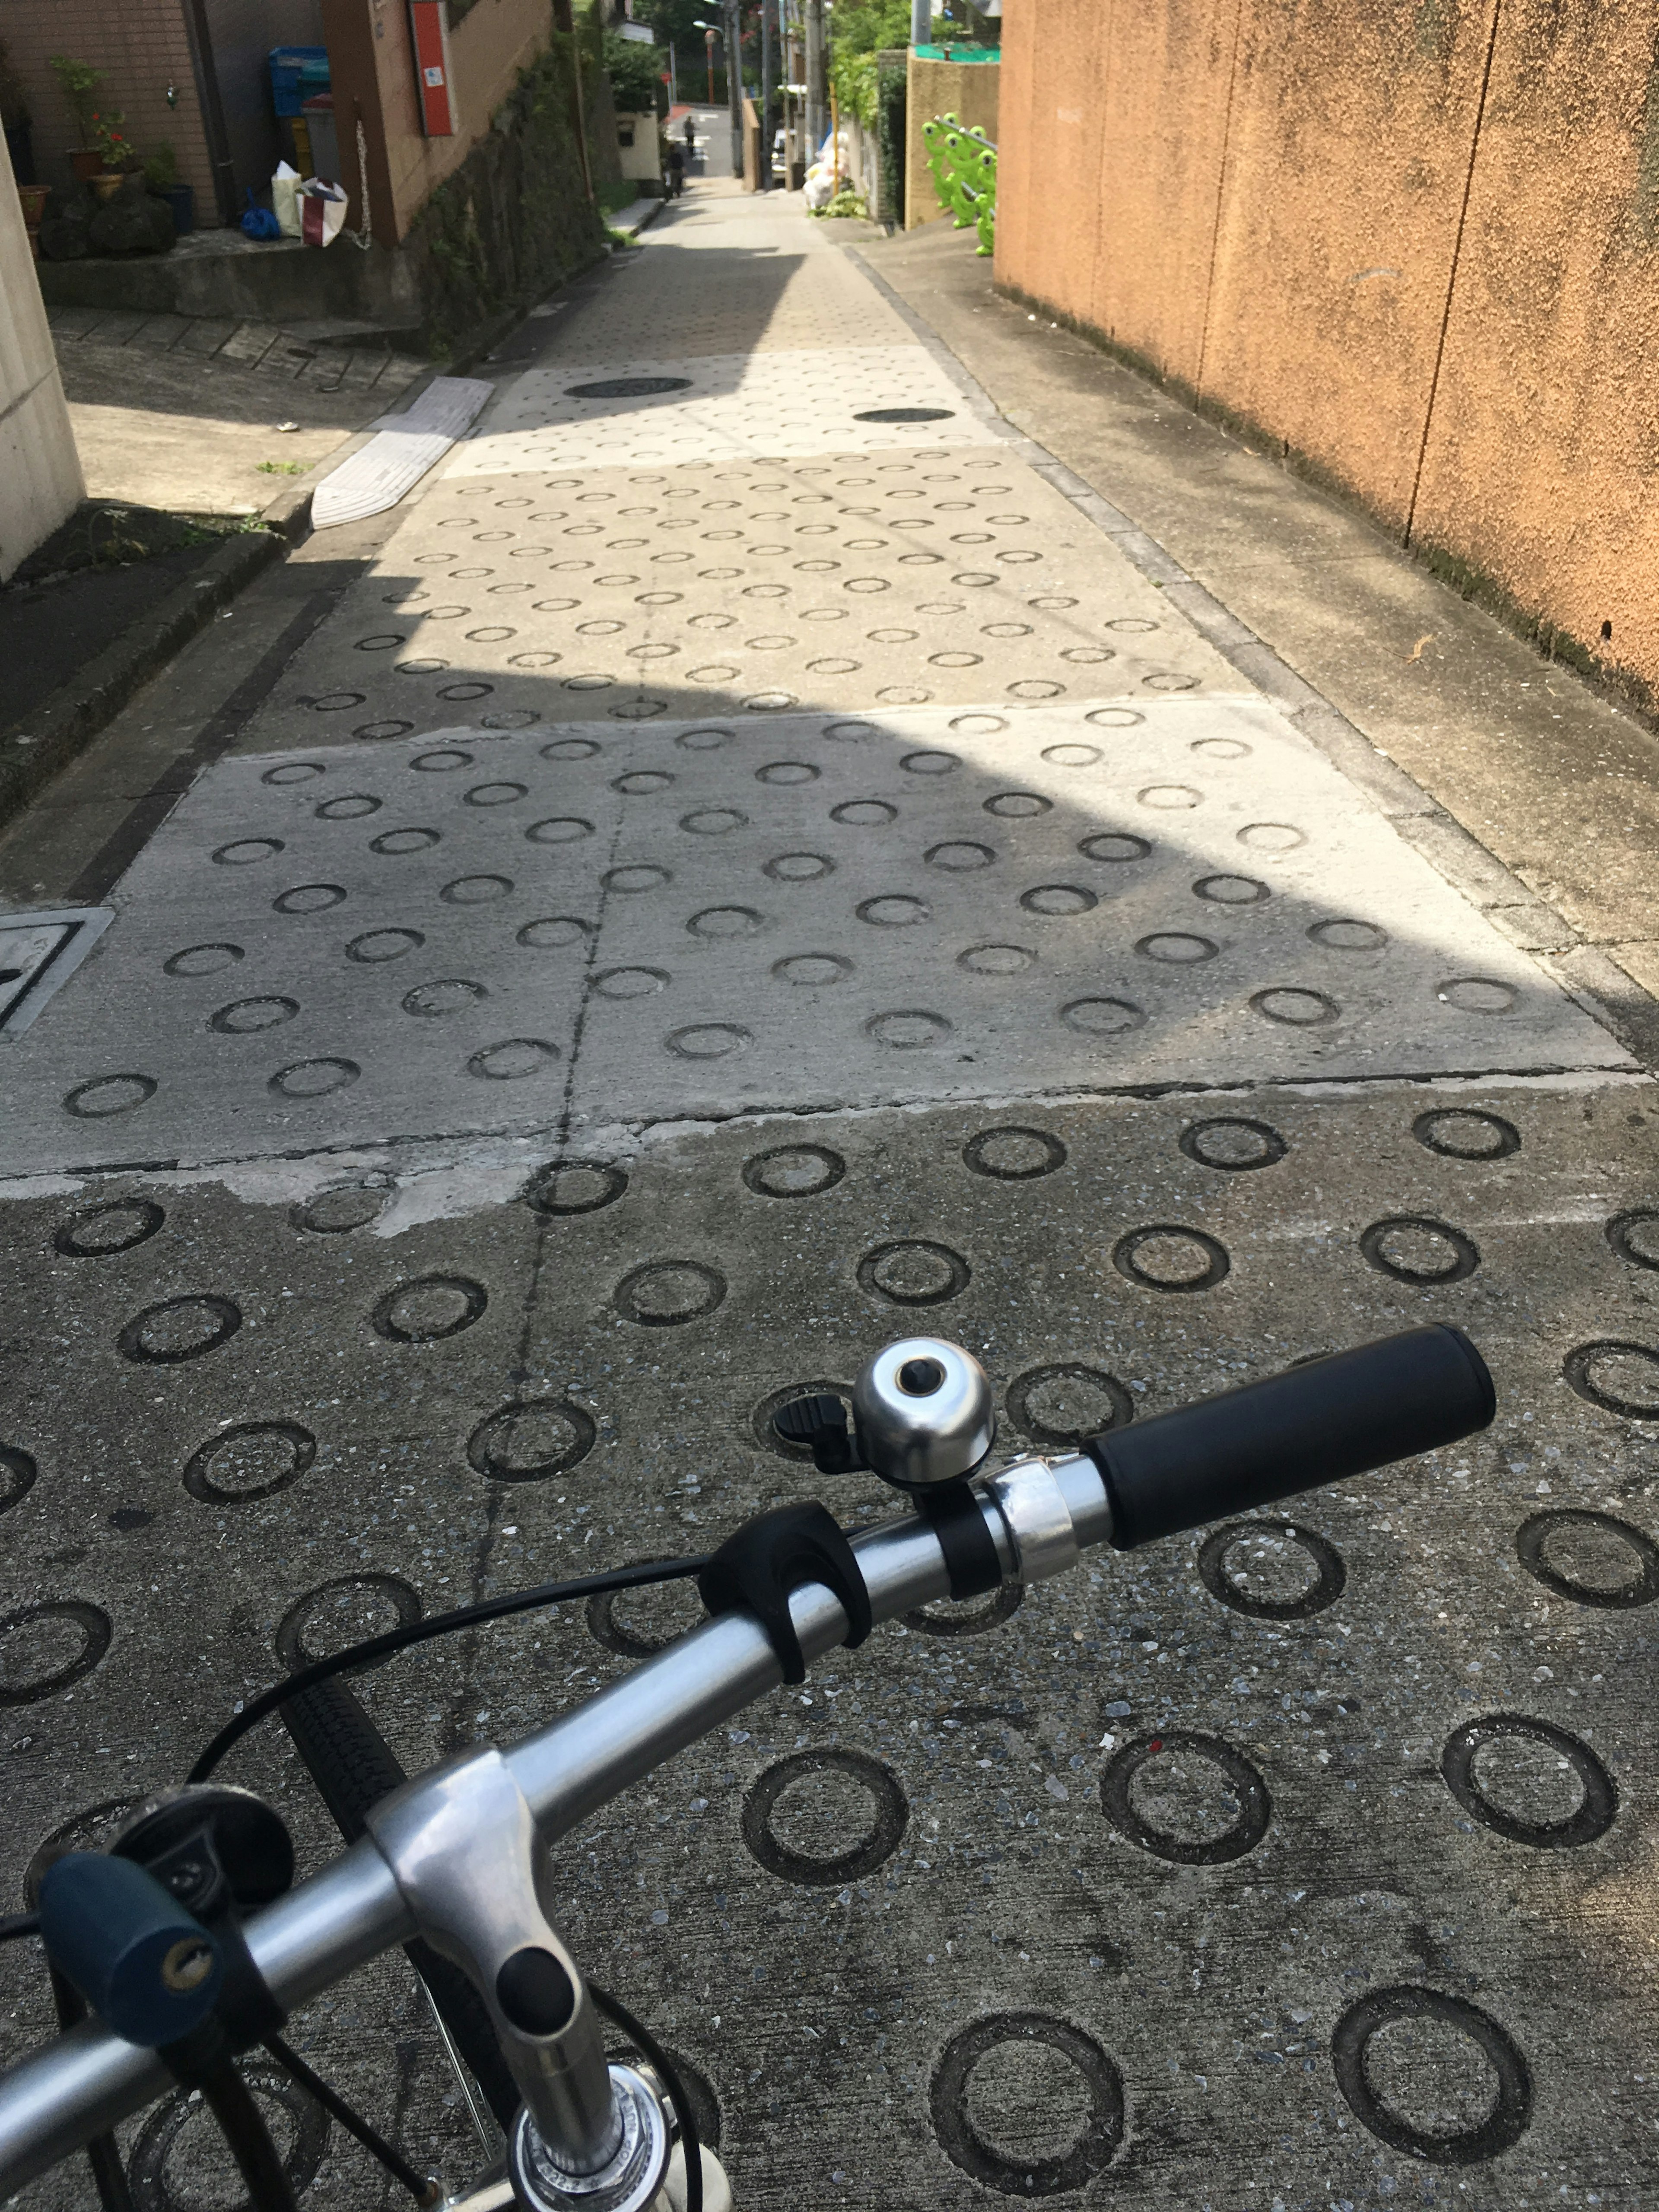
[697,1500,872,1683]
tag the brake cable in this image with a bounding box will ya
[189,1553,710,1783]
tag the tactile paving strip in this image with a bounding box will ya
[1,1084,1656,2209]
[1,700,1626,1176]
[236,446,1234,749]
[448,350,994,473]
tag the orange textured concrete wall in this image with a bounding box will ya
[1411,0,1659,690]
[989,2,1097,295]
[997,0,1659,700]
[1090,0,1239,393]
[1202,0,1498,530]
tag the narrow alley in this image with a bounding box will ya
[1,174,1655,2211]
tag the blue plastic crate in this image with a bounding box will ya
[269,46,329,118]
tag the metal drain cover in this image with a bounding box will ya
[854,406,956,423]
[564,376,694,399]
[0,909,113,1036]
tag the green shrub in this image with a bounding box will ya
[49,54,103,148]
[603,31,663,115]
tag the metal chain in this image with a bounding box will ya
[354,117,373,250]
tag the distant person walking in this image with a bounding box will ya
[665,138,685,197]
[683,115,696,152]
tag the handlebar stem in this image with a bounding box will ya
[365,1748,620,2177]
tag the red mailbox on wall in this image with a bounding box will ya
[408,0,456,135]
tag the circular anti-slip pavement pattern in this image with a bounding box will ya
[19,685,1615,1173]
[740,1748,908,1886]
[1330,1986,1531,2164]
[1197,1519,1345,1619]
[1100,1731,1271,1864]
[930,2012,1125,2196]
[1440,1712,1616,1849]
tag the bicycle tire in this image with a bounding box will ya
[280,1678,520,2127]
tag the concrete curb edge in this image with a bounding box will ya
[0,351,464,842]
[0,525,283,836]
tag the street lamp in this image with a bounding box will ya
[693,17,719,104]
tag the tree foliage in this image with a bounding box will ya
[833,0,913,60]
[603,29,665,113]
[632,0,712,48]
[829,0,910,126]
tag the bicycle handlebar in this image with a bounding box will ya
[0,1329,1494,2195]
[1087,1323,1494,1549]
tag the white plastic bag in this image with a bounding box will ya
[299,180,348,248]
[271,160,301,239]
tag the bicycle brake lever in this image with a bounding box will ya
[770,1392,868,1474]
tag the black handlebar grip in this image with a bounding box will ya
[1082,1324,1494,1551]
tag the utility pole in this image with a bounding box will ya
[805,0,826,158]
[760,0,774,187]
[910,0,930,48]
[726,0,743,178]
[783,0,793,177]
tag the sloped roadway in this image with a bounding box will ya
[0,177,1656,2211]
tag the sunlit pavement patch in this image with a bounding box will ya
[0,697,1624,1175]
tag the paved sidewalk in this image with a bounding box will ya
[0,178,1656,2212]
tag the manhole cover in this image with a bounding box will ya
[565,376,693,399]
[854,406,956,423]
[0,909,112,1035]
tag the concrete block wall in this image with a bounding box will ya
[616,110,660,184]
[0,130,83,581]
[995,0,1659,705]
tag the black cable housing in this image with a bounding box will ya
[189,1554,710,1784]
[196,2056,296,2212]
[591,1985,702,2212]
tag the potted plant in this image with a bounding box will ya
[1,36,34,184]
[49,54,105,180]
[143,139,193,235]
[89,108,133,195]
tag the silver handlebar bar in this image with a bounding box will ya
[0,1451,1112,2197]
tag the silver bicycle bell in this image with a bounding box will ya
[851,1336,996,1491]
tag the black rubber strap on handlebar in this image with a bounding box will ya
[698,1502,872,1683]
[916,1481,1003,1600]
[1084,1323,1495,1550]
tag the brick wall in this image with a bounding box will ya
[0,0,218,217]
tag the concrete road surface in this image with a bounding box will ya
[1,175,1656,2212]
